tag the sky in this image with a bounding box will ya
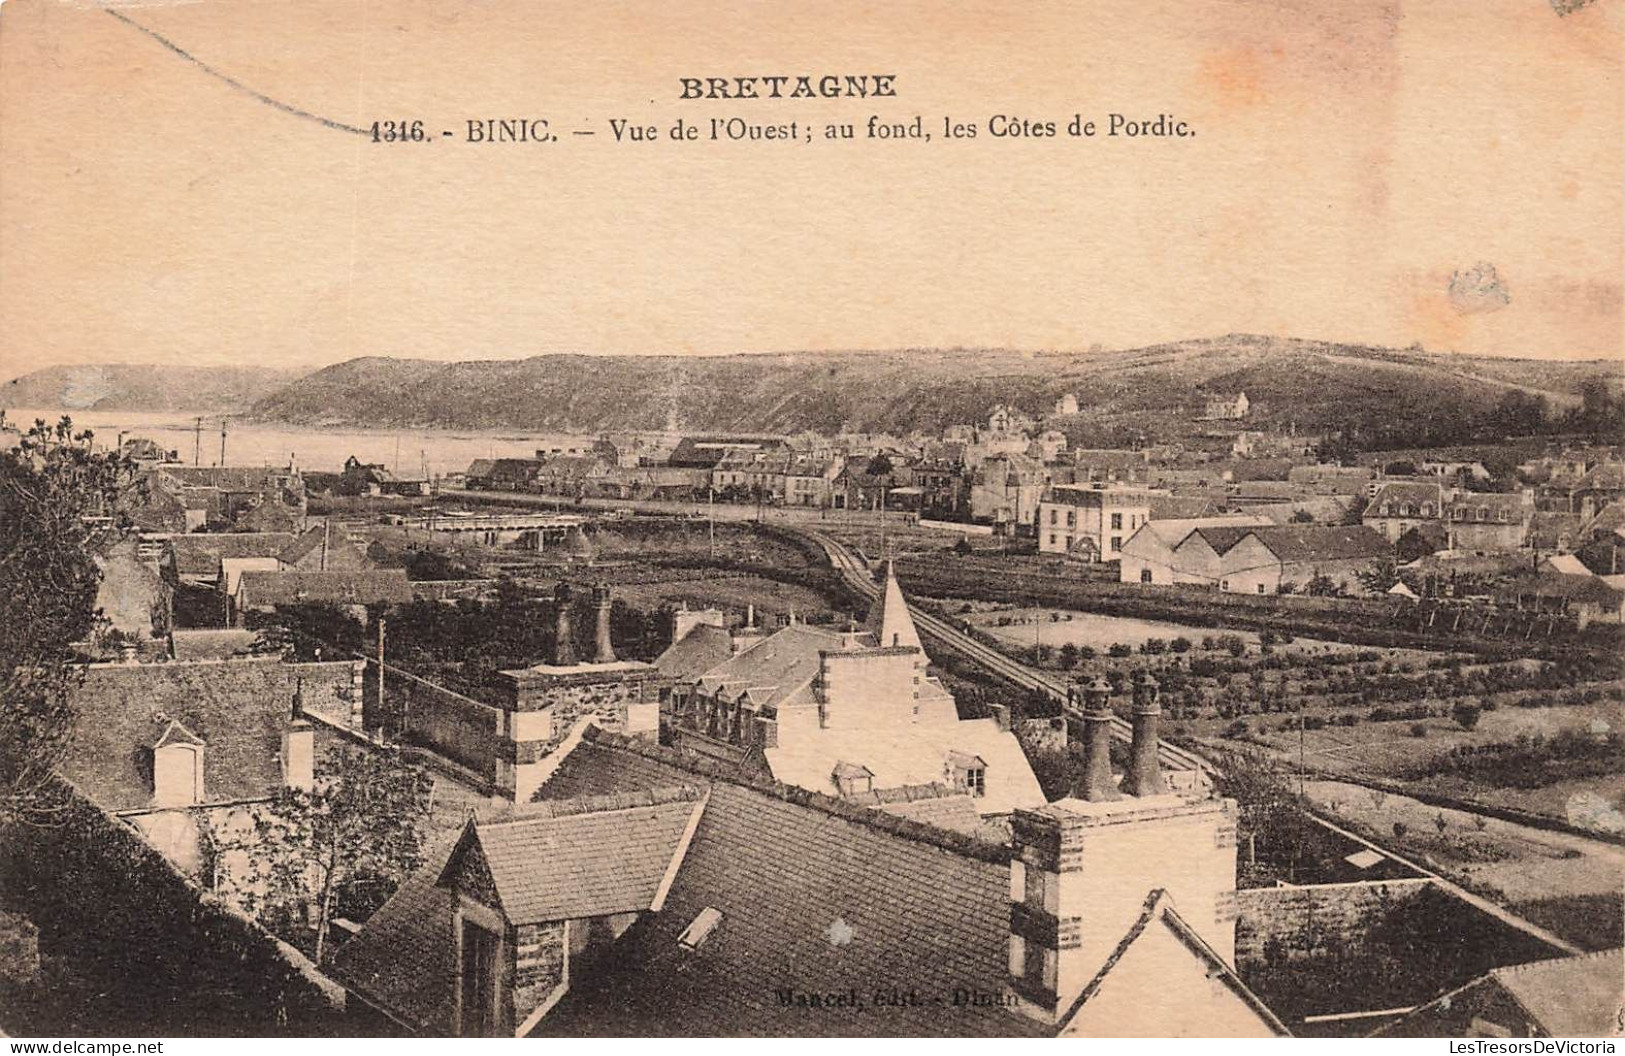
[0,0,1620,378]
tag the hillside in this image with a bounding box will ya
[245,336,1615,441]
[3,363,298,413]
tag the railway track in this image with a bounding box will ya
[802,529,1211,774]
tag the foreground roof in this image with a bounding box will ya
[438,791,705,925]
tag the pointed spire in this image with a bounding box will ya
[865,560,923,653]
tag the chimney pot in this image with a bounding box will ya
[1121,674,1166,798]
[591,583,616,663]
[1070,678,1120,802]
[553,583,577,665]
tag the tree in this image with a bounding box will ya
[215,744,433,963]
[1305,573,1341,597]
[0,416,134,827]
[1289,509,1316,524]
[1356,557,1400,594]
[864,454,894,478]
[1451,701,1483,731]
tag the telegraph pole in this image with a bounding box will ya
[194,417,203,466]
[377,617,387,735]
[219,418,228,467]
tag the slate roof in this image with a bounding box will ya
[692,624,847,711]
[654,624,736,681]
[236,569,413,607]
[1489,948,1624,1037]
[864,561,922,652]
[1574,462,1625,492]
[1244,525,1393,564]
[1129,516,1271,551]
[329,834,460,1035]
[166,533,298,577]
[158,466,298,491]
[443,792,704,925]
[1367,481,1446,514]
[60,659,355,812]
[1180,525,1255,556]
[529,732,1040,1037]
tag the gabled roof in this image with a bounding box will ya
[654,623,736,680]
[1241,525,1393,563]
[465,458,496,477]
[439,790,705,925]
[166,533,299,577]
[1057,889,1290,1037]
[1368,480,1446,510]
[692,624,846,711]
[527,731,1038,1037]
[1488,948,1624,1037]
[1127,516,1271,551]
[1177,525,1255,556]
[864,561,922,652]
[1575,461,1625,492]
[236,569,413,607]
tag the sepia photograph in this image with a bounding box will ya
[0,0,1621,1042]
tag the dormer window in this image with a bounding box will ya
[947,751,987,797]
[832,761,874,798]
[678,907,723,951]
[151,720,205,807]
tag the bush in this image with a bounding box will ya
[1410,722,1429,738]
[1452,701,1483,731]
[1107,643,1133,658]
[1142,637,1167,655]
[1170,636,1192,654]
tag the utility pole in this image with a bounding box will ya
[219,417,228,467]
[708,486,716,557]
[194,417,203,466]
[377,617,387,736]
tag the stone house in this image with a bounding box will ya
[1038,485,1152,561]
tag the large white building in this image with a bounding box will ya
[1038,485,1153,562]
[659,563,1044,817]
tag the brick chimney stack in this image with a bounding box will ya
[1070,677,1119,802]
[1121,674,1167,798]
[591,584,616,664]
[553,583,577,666]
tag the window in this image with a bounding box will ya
[1110,512,1122,530]
[1140,568,1153,584]
[1110,535,1121,552]
[1257,583,1266,594]
[1049,508,1058,525]
[1048,533,1057,546]
[678,907,723,951]
[1066,510,1076,528]
[965,766,986,797]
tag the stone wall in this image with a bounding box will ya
[1234,878,1433,965]
[510,921,567,1027]
[399,677,503,786]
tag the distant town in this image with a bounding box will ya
[1,371,1621,1039]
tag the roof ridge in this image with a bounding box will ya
[1491,947,1623,979]
[571,727,1011,864]
[505,785,704,821]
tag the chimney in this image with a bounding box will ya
[1070,677,1119,802]
[591,584,616,663]
[283,719,314,792]
[553,583,577,665]
[1120,675,1166,797]
[283,682,314,793]
[990,703,1011,732]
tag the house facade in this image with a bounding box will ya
[1038,485,1153,561]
